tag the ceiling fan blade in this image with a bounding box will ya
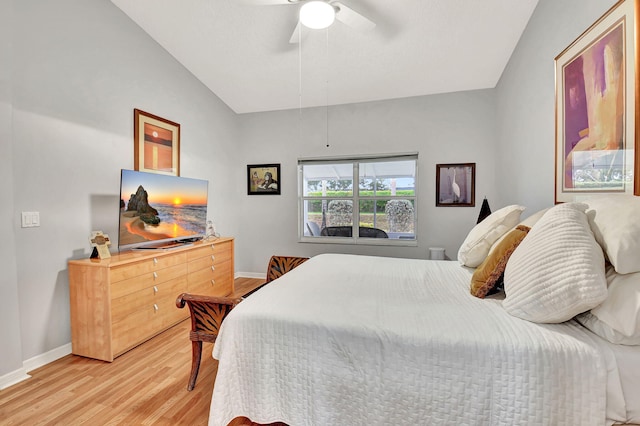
[332,1,375,31]
[289,21,302,44]
[236,0,292,5]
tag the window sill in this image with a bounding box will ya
[298,236,418,247]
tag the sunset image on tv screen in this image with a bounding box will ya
[118,169,208,249]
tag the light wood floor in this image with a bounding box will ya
[0,277,265,426]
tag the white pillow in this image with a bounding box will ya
[576,267,640,345]
[457,205,525,267]
[585,195,640,274]
[489,207,550,254]
[518,207,550,228]
[503,202,607,323]
[576,312,640,346]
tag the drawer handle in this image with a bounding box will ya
[211,266,215,272]
[210,244,215,249]
[153,304,159,312]
[153,285,158,294]
[211,255,215,261]
[153,272,158,280]
[153,258,158,265]
[211,279,215,286]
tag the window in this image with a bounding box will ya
[298,153,418,245]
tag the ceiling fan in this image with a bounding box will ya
[241,0,376,44]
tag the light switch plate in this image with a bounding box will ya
[21,211,40,228]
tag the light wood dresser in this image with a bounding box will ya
[68,237,234,362]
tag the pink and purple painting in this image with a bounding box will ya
[562,20,625,191]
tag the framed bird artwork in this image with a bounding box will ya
[436,163,475,207]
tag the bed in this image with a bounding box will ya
[209,198,640,426]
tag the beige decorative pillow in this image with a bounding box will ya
[503,202,607,323]
[457,205,525,267]
[471,225,530,298]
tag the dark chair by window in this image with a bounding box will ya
[320,226,388,238]
[358,227,389,238]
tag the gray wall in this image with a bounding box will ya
[235,90,499,273]
[0,0,24,379]
[495,0,617,211]
[6,0,240,367]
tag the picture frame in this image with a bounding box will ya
[134,108,180,176]
[436,163,475,207]
[247,164,281,195]
[554,0,639,203]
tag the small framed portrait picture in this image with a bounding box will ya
[247,164,281,195]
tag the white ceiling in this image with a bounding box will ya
[110,0,539,114]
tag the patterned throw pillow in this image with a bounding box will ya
[470,225,530,298]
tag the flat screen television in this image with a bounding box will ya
[118,169,209,251]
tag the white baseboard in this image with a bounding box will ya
[235,271,266,280]
[23,343,72,373]
[0,368,31,390]
[1,343,72,390]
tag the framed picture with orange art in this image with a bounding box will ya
[134,108,180,176]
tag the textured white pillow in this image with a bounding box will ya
[457,205,525,267]
[503,202,607,323]
[586,195,640,274]
[576,267,640,345]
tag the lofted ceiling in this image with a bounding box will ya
[110,0,539,114]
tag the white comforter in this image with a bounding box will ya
[209,254,627,425]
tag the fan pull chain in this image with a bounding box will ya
[298,18,302,148]
[325,27,330,148]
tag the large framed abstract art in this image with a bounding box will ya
[554,0,640,203]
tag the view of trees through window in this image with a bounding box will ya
[299,156,417,242]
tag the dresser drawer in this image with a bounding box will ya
[111,293,187,356]
[111,276,187,322]
[187,278,231,297]
[187,266,215,285]
[187,259,231,284]
[188,254,215,272]
[186,241,232,263]
[111,263,187,299]
[187,260,232,295]
[110,252,187,283]
[187,249,232,270]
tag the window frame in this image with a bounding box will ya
[298,153,418,246]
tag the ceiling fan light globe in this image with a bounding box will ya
[299,1,335,29]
